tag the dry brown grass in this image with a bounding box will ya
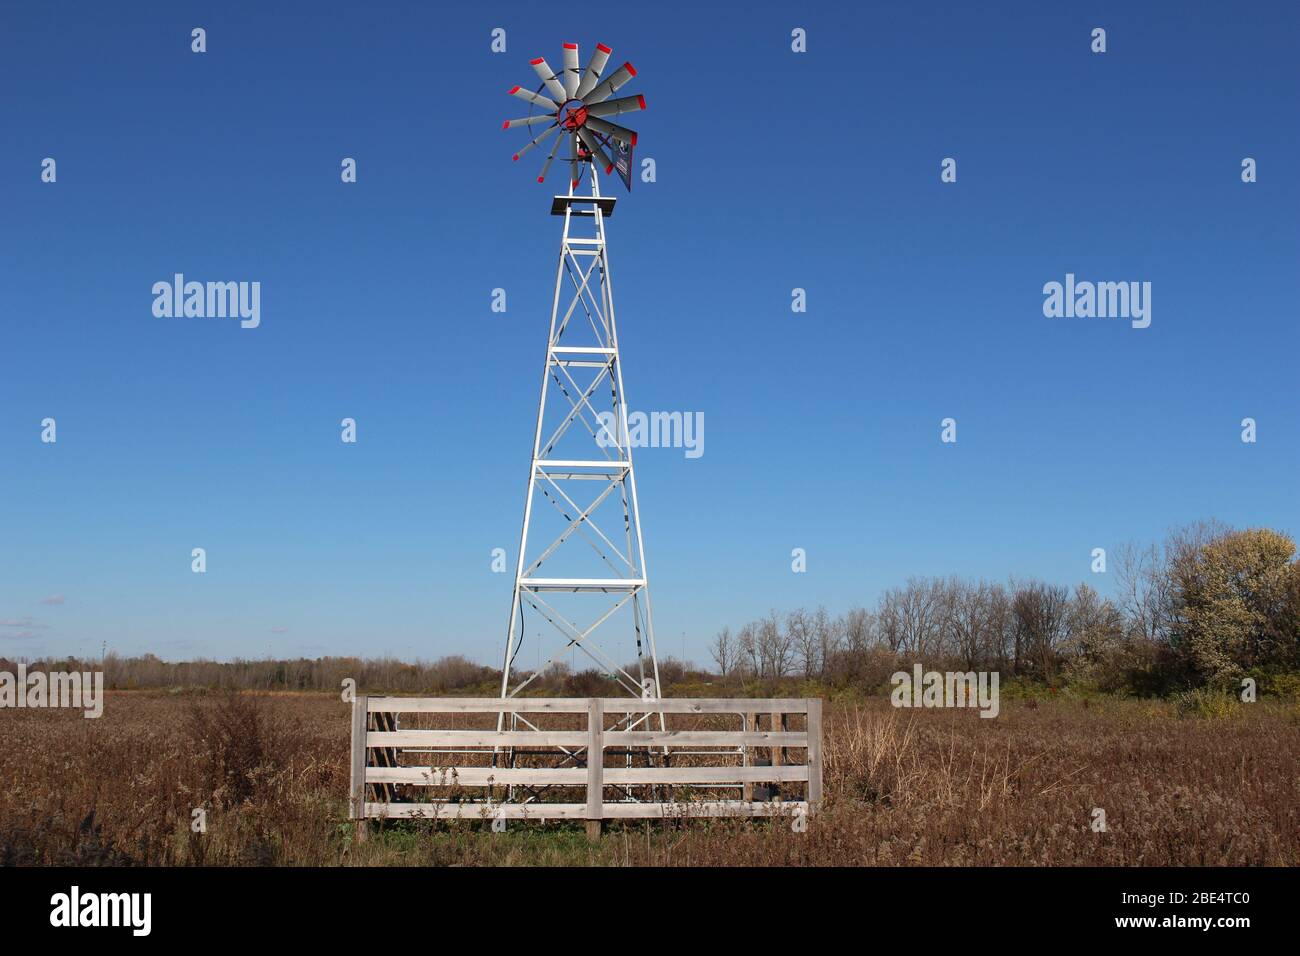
[1,690,1296,866]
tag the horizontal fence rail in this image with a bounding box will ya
[364,696,812,714]
[349,696,823,835]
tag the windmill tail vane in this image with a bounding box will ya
[504,41,644,190]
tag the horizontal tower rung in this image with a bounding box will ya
[536,472,626,480]
[535,460,630,470]
[520,577,645,592]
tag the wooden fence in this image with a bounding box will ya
[350,696,822,837]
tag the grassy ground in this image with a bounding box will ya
[1,690,1297,865]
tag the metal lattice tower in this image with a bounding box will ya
[498,173,661,704]
[498,43,658,706]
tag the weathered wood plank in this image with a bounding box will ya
[365,765,810,787]
[368,729,807,749]
[806,698,823,814]
[604,731,807,748]
[586,698,604,840]
[600,699,809,715]
[742,711,756,802]
[365,697,809,715]
[368,766,587,786]
[363,801,810,820]
[586,699,604,818]
[349,694,367,823]
[367,730,589,748]
[367,697,590,714]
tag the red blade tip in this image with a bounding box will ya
[563,43,577,49]
[596,43,611,53]
[507,85,520,94]
[502,121,509,129]
[637,94,646,110]
[624,62,637,77]
[530,57,544,65]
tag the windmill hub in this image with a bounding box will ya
[560,101,588,131]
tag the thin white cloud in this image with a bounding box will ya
[0,617,48,629]
[40,595,66,606]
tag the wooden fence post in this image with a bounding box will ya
[586,698,604,841]
[806,698,823,815]
[771,711,786,799]
[742,711,756,802]
[350,694,369,842]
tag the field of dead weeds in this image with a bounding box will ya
[1,690,1296,866]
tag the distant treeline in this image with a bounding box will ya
[710,522,1300,696]
[0,655,502,694]
[7,522,1297,699]
[0,652,703,697]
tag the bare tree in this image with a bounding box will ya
[708,626,735,679]
[1067,582,1124,661]
[758,609,794,678]
[1012,580,1070,679]
[877,589,904,653]
[736,621,759,678]
[985,583,1014,671]
[841,606,873,654]
[950,579,993,670]
[788,607,820,678]
[812,605,838,680]
[895,577,948,658]
[1114,541,1168,643]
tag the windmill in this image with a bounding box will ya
[504,42,644,190]
[344,52,821,830]
[497,42,660,718]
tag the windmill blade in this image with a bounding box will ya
[561,43,580,98]
[575,43,611,99]
[537,128,564,182]
[585,94,645,119]
[578,128,615,175]
[582,61,636,105]
[513,122,560,162]
[503,113,557,130]
[568,132,579,187]
[508,85,558,110]
[584,115,637,147]
[530,57,568,103]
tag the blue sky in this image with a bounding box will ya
[2,0,1297,664]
